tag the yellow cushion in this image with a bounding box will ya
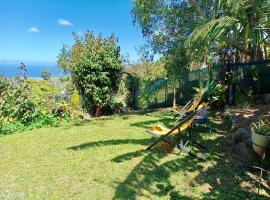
[147,102,208,138]
[146,125,175,137]
[146,116,195,137]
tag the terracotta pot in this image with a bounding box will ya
[252,131,270,156]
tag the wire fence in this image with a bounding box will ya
[145,60,270,108]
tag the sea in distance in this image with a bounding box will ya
[0,60,63,78]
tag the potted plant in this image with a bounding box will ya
[251,120,270,156]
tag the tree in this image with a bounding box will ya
[41,69,52,81]
[64,31,123,117]
[132,1,201,55]
[132,0,196,107]
[19,63,27,80]
[57,44,71,74]
[164,47,189,108]
[132,0,270,108]
[185,0,270,62]
[133,0,270,63]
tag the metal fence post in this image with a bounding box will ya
[225,53,235,106]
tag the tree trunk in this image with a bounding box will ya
[95,106,102,117]
[173,84,177,108]
[263,45,267,60]
[165,82,168,105]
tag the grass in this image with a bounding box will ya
[0,110,268,199]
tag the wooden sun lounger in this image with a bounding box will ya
[146,103,209,160]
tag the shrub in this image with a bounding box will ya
[62,31,123,117]
[41,69,52,81]
[119,74,140,110]
[194,80,226,110]
[209,83,226,110]
[0,75,84,135]
[27,79,59,98]
[251,120,270,137]
[0,78,58,134]
[70,89,80,107]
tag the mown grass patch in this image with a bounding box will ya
[0,110,268,199]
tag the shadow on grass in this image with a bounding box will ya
[66,129,269,199]
[112,150,147,163]
[104,111,269,199]
[111,135,269,200]
[61,109,171,130]
[66,109,270,199]
[67,138,152,151]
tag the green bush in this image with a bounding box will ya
[70,89,80,107]
[41,69,52,81]
[251,120,270,137]
[0,77,83,135]
[0,78,57,134]
[194,80,226,110]
[58,32,123,117]
[210,83,227,110]
[27,79,59,98]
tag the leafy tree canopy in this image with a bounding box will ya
[132,0,270,63]
[58,31,123,116]
[57,44,71,74]
[41,70,52,81]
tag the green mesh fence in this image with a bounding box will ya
[230,60,270,95]
[145,60,270,108]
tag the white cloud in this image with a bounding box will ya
[58,19,73,26]
[28,27,39,33]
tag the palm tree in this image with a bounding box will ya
[186,0,270,62]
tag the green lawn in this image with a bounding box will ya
[0,110,268,199]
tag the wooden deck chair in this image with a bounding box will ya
[146,103,209,160]
[172,88,206,121]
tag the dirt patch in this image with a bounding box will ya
[224,104,270,166]
[229,104,270,128]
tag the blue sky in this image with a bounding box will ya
[0,0,145,63]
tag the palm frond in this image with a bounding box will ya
[185,16,239,47]
[145,79,167,97]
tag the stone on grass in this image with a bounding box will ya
[231,127,253,164]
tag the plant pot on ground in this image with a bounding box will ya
[251,120,270,156]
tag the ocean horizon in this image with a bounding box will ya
[0,61,63,78]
